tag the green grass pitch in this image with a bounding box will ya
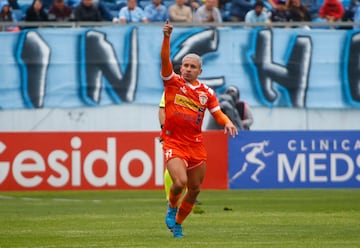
[0,189,359,248]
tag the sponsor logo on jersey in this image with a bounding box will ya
[174,94,199,112]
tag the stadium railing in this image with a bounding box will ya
[0,21,359,29]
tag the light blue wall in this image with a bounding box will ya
[1,25,360,110]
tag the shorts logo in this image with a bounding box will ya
[174,94,199,112]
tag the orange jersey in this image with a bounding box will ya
[162,72,220,144]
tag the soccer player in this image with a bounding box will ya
[160,92,203,205]
[158,92,172,201]
[161,20,238,238]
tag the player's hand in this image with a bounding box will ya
[163,19,173,37]
[224,122,238,138]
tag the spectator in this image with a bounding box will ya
[144,0,168,22]
[270,0,290,23]
[0,2,20,31]
[1,1,15,21]
[72,0,112,21]
[245,1,270,23]
[168,0,193,22]
[206,91,243,130]
[225,85,254,130]
[207,85,254,131]
[287,0,312,22]
[318,0,344,23]
[194,0,223,23]
[48,0,74,21]
[24,0,49,22]
[229,0,254,22]
[73,0,102,21]
[117,0,148,23]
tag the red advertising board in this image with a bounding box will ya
[0,131,228,191]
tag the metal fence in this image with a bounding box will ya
[0,21,359,30]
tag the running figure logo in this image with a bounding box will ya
[230,140,273,183]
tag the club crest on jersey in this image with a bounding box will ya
[199,93,208,105]
[180,86,187,94]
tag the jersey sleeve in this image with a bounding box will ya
[207,87,221,113]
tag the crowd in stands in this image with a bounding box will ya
[0,0,359,31]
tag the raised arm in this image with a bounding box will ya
[161,20,174,78]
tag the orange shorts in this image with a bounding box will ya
[163,138,207,170]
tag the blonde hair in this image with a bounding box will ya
[182,53,202,68]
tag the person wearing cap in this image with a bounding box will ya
[245,0,270,23]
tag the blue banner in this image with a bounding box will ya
[1,25,360,109]
[229,131,360,189]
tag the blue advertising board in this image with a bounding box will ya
[229,131,360,189]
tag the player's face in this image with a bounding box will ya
[180,57,202,83]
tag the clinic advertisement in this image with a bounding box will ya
[0,131,228,191]
[229,131,360,189]
[1,26,360,110]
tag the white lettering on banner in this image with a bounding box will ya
[287,139,360,152]
[355,140,360,150]
[48,150,69,187]
[278,153,360,183]
[0,141,10,184]
[13,151,45,187]
[84,138,116,187]
[331,154,354,182]
[71,137,82,186]
[309,154,327,182]
[0,136,164,188]
[278,154,306,182]
[120,150,152,187]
